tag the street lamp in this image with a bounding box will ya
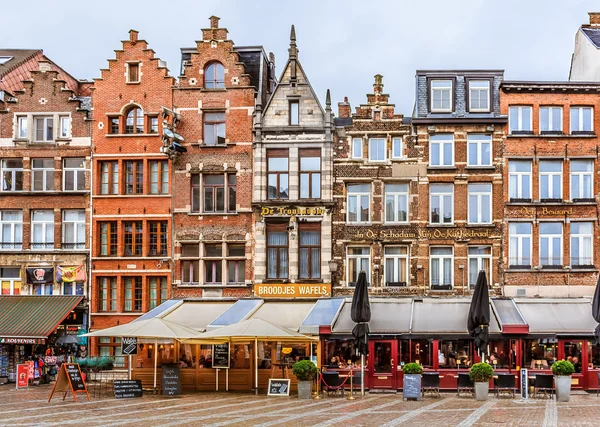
[328,260,338,286]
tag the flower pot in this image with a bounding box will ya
[474,382,489,400]
[555,375,571,402]
[297,380,313,399]
[402,374,422,400]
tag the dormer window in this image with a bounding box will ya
[125,107,144,134]
[468,80,490,112]
[127,63,140,83]
[289,101,299,125]
[205,62,225,89]
[431,80,452,112]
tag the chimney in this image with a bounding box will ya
[374,74,384,94]
[209,15,220,29]
[269,52,275,65]
[589,12,600,26]
[129,29,139,43]
[338,96,351,118]
[38,60,51,72]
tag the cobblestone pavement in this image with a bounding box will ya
[2,385,600,426]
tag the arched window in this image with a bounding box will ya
[204,62,225,89]
[125,107,144,134]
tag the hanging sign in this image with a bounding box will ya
[48,363,90,403]
[26,267,54,284]
[121,337,138,355]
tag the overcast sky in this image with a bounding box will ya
[3,0,598,114]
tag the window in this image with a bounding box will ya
[289,101,299,125]
[508,160,532,201]
[468,80,490,112]
[467,134,492,167]
[352,138,363,159]
[267,150,289,199]
[300,149,321,199]
[149,277,167,310]
[125,107,144,134]
[430,247,453,289]
[267,224,289,279]
[32,282,52,296]
[347,247,370,287]
[540,107,562,133]
[228,175,236,212]
[149,160,168,194]
[63,210,85,249]
[34,116,54,141]
[32,159,54,191]
[570,160,594,200]
[204,175,225,212]
[570,107,593,133]
[392,138,403,159]
[299,223,321,279]
[571,222,593,267]
[468,183,492,224]
[149,221,167,256]
[98,337,125,368]
[100,161,119,195]
[368,138,386,161]
[109,117,119,134]
[63,158,85,191]
[98,277,117,311]
[2,159,22,192]
[347,184,370,223]
[431,80,452,112]
[227,244,245,284]
[59,116,71,138]
[509,106,532,133]
[429,134,454,167]
[468,247,491,289]
[191,175,201,212]
[63,282,84,296]
[539,161,562,200]
[17,116,27,139]
[385,183,408,223]
[124,160,143,194]
[1,268,21,295]
[99,222,117,256]
[181,244,200,284]
[430,183,453,225]
[204,62,224,89]
[31,210,54,249]
[203,112,226,145]
[0,211,22,250]
[384,246,408,286]
[540,223,563,267]
[123,221,142,256]
[124,277,142,312]
[127,63,140,83]
[149,116,159,134]
[509,223,532,268]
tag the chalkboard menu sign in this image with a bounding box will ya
[48,363,90,403]
[212,343,230,369]
[65,364,86,392]
[402,374,421,400]
[121,337,138,355]
[161,364,181,396]
[267,378,290,396]
[114,380,143,398]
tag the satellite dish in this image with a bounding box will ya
[169,141,187,153]
[173,133,185,142]
[163,128,174,138]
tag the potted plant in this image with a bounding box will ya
[469,362,494,400]
[552,360,574,402]
[402,362,423,400]
[292,360,318,399]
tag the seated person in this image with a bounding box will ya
[572,356,582,373]
[328,356,340,368]
[179,354,190,368]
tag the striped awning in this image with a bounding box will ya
[0,295,83,341]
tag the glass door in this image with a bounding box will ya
[370,340,397,390]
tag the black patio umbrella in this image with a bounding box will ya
[592,275,600,344]
[55,333,80,345]
[351,271,371,357]
[468,270,490,355]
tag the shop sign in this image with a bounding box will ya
[0,338,45,344]
[255,283,332,298]
[25,267,53,284]
[510,206,573,218]
[353,229,417,240]
[418,228,498,240]
[261,206,327,216]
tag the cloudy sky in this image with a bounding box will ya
[3,0,598,114]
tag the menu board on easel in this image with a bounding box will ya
[48,363,90,403]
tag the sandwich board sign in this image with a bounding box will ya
[16,364,29,390]
[48,363,90,402]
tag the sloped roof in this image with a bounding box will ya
[0,49,41,77]
[582,27,600,49]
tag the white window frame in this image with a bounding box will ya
[392,137,403,159]
[539,160,562,200]
[539,222,563,267]
[509,222,532,267]
[31,158,54,192]
[63,158,85,191]
[570,159,594,200]
[508,160,532,200]
[431,79,453,112]
[570,222,593,267]
[468,246,492,289]
[352,138,363,159]
[0,268,21,295]
[384,183,409,224]
[1,159,23,192]
[33,116,54,142]
[16,116,27,139]
[346,247,370,287]
[347,184,370,224]
[429,134,454,167]
[468,183,492,225]
[468,80,490,112]
[0,211,22,250]
[59,115,71,138]
[383,246,409,287]
[509,106,533,133]
[31,210,54,250]
[62,210,86,250]
[570,106,594,133]
[429,183,454,225]
[539,106,563,132]
[430,247,454,289]
[467,134,492,167]
[368,138,386,162]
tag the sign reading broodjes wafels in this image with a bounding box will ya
[255,283,331,298]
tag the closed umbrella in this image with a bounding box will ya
[468,270,490,357]
[592,275,600,344]
[351,271,370,395]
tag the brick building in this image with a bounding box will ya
[90,31,175,358]
[412,70,507,294]
[252,26,334,296]
[332,75,416,295]
[172,16,275,298]
[501,80,600,297]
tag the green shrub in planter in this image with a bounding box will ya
[292,360,318,381]
[402,362,423,375]
[552,360,574,376]
[76,356,114,372]
[469,362,494,382]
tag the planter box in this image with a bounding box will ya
[555,375,571,402]
[474,382,489,400]
[297,380,312,399]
